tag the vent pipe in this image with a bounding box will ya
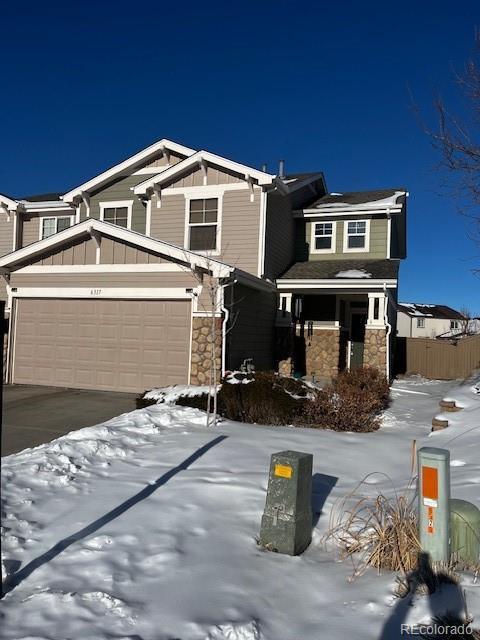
[278,159,285,179]
[261,163,267,172]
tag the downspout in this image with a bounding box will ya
[383,283,392,380]
[220,281,229,377]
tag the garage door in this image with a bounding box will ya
[12,298,191,392]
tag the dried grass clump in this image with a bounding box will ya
[324,474,421,576]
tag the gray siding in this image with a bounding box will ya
[80,174,157,233]
[226,283,276,371]
[390,209,407,259]
[150,193,185,246]
[0,214,13,257]
[151,188,261,276]
[264,191,294,279]
[302,216,388,261]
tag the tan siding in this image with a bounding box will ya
[264,191,294,279]
[220,189,260,275]
[21,216,40,247]
[10,271,200,289]
[305,217,388,261]
[226,283,276,370]
[142,150,185,169]
[0,281,7,302]
[0,214,14,257]
[165,166,242,189]
[150,194,185,246]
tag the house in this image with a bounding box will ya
[0,139,407,392]
[397,303,466,338]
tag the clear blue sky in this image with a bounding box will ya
[1,0,478,312]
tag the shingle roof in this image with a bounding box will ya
[397,303,465,320]
[19,192,64,202]
[279,259,400,280]
[307,189,406,208]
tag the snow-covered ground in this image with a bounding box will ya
[1,376,479,640]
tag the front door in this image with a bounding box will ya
[350,312,367,369]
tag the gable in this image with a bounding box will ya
[162,164,245,189]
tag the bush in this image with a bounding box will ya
[218,371,307,425]
[301,367,389,432]
[136,395,157,409]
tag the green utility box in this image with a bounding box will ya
[259,450,313,555]
[450,499,480,566]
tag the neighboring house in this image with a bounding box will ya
[397,303,466,338]
[0,139,407,392]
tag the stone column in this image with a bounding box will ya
[363,327,387,375]
[304,328,340,382]
[190,316,223,385]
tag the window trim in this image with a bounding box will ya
[343,218,370,253]
[450,320,460,330]
[417,317,425,328]
[99,200,133,230]
[184,194,223,255]
[39,215,75,240]
[310,220,336,254]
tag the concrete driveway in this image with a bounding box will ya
[1,385,138,456]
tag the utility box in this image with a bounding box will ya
[450,499,480,566]
[417,447,451,563]
[259,450,313,555]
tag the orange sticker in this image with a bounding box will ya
[274,464,293,479]
[422,466,438,500]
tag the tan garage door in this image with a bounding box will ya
[12,298,191,392]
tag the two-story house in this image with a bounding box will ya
[0,139,407,392]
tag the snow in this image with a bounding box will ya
[1,376,480,639]
[335,268,372,278]
[145,384,214,402]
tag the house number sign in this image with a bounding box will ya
[90,289,102,296]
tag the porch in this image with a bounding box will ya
[275,291,391,382]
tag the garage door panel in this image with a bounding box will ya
[12,298,191,393]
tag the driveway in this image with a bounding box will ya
[1,385,138,456]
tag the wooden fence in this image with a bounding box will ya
[396,334,480,379]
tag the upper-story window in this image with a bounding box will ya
[311,221,336,253]
[41,216,73,239]
[188,198,219,252]
[417,318,425,328]
[344,219,370,252]
[100,200,133,229]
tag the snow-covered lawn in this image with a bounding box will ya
[1,376,479,640]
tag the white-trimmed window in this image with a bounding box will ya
[311,221,336,253]
[417,317,425,328]
[99,200,133,229]
[40,216,73,239]
[187,198,219,252]
[344,219,370,252]
[450,320,460,330]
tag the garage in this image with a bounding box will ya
[12,298,191,393]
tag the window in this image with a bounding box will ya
[41,216,72,239]
[99,201,133,229]
[102,206,128,228]
[450,320,460,330]
[312,221,335,253]
[417,318,425,328]
[188,198,218,251]
[344,219,369,252]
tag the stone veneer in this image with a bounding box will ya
[190,316,223,385]
[363,327,387,374]
[304,328,340,381]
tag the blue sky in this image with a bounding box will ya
[1,0,478,311]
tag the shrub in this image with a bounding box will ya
[301,367,389,432]
[218,371,307,425]
[136,395,157,409]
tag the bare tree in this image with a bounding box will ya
[415,33,480,264]
[459,305,472,335]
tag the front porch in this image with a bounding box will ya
[275,291,391,382]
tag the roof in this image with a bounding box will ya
[19,192,64,202]
[306,189,407,209]
[279,259,400,280]
[397,303,465,320]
